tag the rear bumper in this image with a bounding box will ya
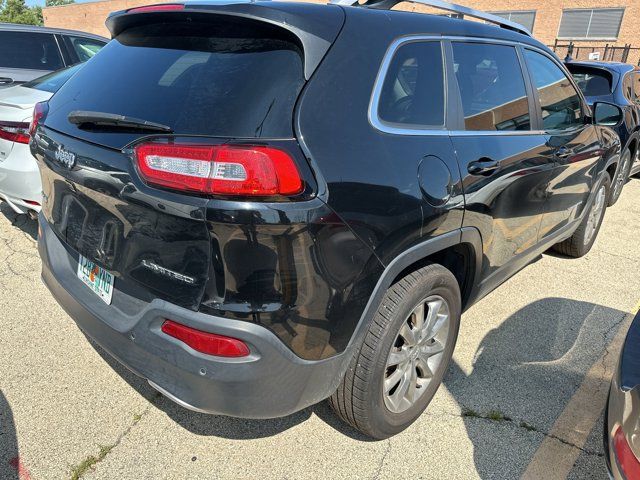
[38,216,349,418]
[0,143,41,214]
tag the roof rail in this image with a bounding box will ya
[329,0,532,37]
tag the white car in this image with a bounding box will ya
[0,64,81,216]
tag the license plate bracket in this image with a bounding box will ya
[77,254,115,305]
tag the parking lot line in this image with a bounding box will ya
[520,302,638,480]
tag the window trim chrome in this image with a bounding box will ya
[368,36,448,136]
[368,35,584,137]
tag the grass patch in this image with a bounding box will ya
[461,407,512,422]
[487,410,511,422]
[69,444,115,480]
[133,413,143,423]
[461,407,481,418]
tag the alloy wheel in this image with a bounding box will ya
[584,184,606,246]
[612,151,631,201]
[383,295,450,414]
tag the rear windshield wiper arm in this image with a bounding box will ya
[68,111,173,133]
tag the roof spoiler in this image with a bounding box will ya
[105,2,345,79]
[330,0,532,37]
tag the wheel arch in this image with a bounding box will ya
[344,228,483,357]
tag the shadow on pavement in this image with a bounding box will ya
[85,296,625,457]
[444,297,625,479]
[0,202,37,241]
[0,391,19,480]
[87,336,369,440]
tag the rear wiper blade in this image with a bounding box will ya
[68,110,173,133]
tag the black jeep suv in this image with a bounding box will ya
[31,0,622,439]
[565,61,640,206]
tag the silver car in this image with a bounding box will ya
[0,23,106,88]
[606,310,640,478]
[0,64,83,215]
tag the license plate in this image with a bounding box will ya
[77,254,115,305]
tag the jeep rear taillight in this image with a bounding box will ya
[0,121,30,144]
[134,143,303,197]
[29,102,49,138]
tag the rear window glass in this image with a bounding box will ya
[567,66,613,97]
[23,64,82,93]
[46,19,304,145]
[0,31,63,71]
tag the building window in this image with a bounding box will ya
[558,8,625,40]
[490,11,536,33]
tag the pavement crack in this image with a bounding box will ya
[599,312,628,374]
[599,250,640,263]
[371,438,391,480]
[68,404,151,480]
[542,431,604,457]
[428,406,605,457]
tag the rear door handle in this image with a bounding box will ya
[0,77,13,85]
[468,157,500,176]
[555,147,574,159]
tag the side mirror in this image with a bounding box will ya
[593,102,623,127]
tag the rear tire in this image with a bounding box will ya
[552,172,610,258]
[329,263,461,439]
[632,149,640,178]
[609,149,631,206]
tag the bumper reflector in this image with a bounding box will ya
[161,320,250,357]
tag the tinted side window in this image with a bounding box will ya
[377,41,445,127]
[524,50,583,131]
[451,42,531,131]
[64,35,106,63]
[0,31,63,70]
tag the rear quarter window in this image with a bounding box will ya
[45,18,305,148]
[63,35,106,63]
[375,41,446,129]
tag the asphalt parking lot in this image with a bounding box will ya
[1,179,639,480]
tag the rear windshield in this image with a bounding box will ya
[45,18,305,147]
[23,64,82,93]
[566,65,613,97]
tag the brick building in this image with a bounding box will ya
[42,0,640,62]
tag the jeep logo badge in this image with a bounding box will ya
[54,145,76,169]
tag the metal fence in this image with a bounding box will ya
[549,41,640,66]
